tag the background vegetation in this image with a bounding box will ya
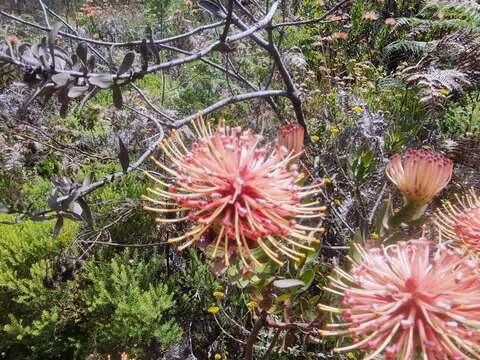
[0,0,479,359]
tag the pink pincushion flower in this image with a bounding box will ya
[362,11,379,21]
[436,189,480,253]
[318,239,480,359]
[277,124,305,158]
[386,149,453,204]
[384,17,397,26]
[142,117,325,266]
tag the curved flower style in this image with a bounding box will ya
[386,149,453,204]
[277,124,305,158]
[435,189,480,253]
[142,117,325,266]
[318,239,480,360]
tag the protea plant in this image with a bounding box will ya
[435,188,480,253]
[142,116,325,267]
[386,149,453,226]
[318,239,480,360]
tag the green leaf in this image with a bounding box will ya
[273,279,305,288]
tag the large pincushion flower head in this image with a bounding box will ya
[142,116,325,267]
[386,148,453,205]
[435,188,480,253]
[277,124,305,158]
[318,239,480,360]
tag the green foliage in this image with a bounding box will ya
[0,215,80,358]
[440,91,480,137]
[347,146,376,184]
[0,217,182,358]
[83,250,182,355]
[20,177,51,212]
[135,73,165,99]
[35,156,60,179]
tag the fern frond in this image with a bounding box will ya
[404,68,471,115]
[384,40,430,56]
[422,0,480,28]
[390,17,430,33]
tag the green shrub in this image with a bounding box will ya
[0,216,182,359]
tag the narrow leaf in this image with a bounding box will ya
[140,39,149,70]
[68,85,89,98]
[76,42,88,64]
[77,197,94,229]
[48,22,63,68]
[117,52,135,76]
[118,136,130,174]
[89,74,113,89]
[51,73,71,88]
[273,279,305,289]
[53,216,64,239]
[198,0,225,18]
[112,85,123,109]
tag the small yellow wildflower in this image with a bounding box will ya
[311,135,320,142]
[334,199,342,206]
[207,306,220,314]
[329,126,340,135]
[324,177,332,184]
[276,293,291,302]
[438,88,449,95]
[370,232,379,240]
[214,354,222,360]
[246,301,258,309]
[213,291,224,300]
[352,106,364,113]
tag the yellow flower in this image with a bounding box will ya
[329,127,340,135]
[214,354,222,360]
[352,106,364,113]
[246,301,258,309]
[213,291,224,300]
[438,88,449,95]
[324,177,332,184]
[207,306,220,314]
[334,199,342,206]
[276,293,291,302]
[370,232,379,240]
[311,135,320,142]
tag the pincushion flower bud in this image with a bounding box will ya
[277,124,305,158]
[386,149,453,205]
[318,239,480,360]
[142,116,326,267]
[435,188,480,253]
[6,35,19,45]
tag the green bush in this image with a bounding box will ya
[0,216,182,359]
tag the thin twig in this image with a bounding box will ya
[261,329,281,360]
[273,0,350,27]
[245,311,267,360]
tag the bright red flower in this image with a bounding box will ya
[142,117,325,266]
[318,239,480,359]
[436,188,480,253]
[386,149,453,204]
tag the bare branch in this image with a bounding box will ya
[37,0,50,28]
[173,89,287,128]
[0,10,225,48]
[272,0,350,28]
